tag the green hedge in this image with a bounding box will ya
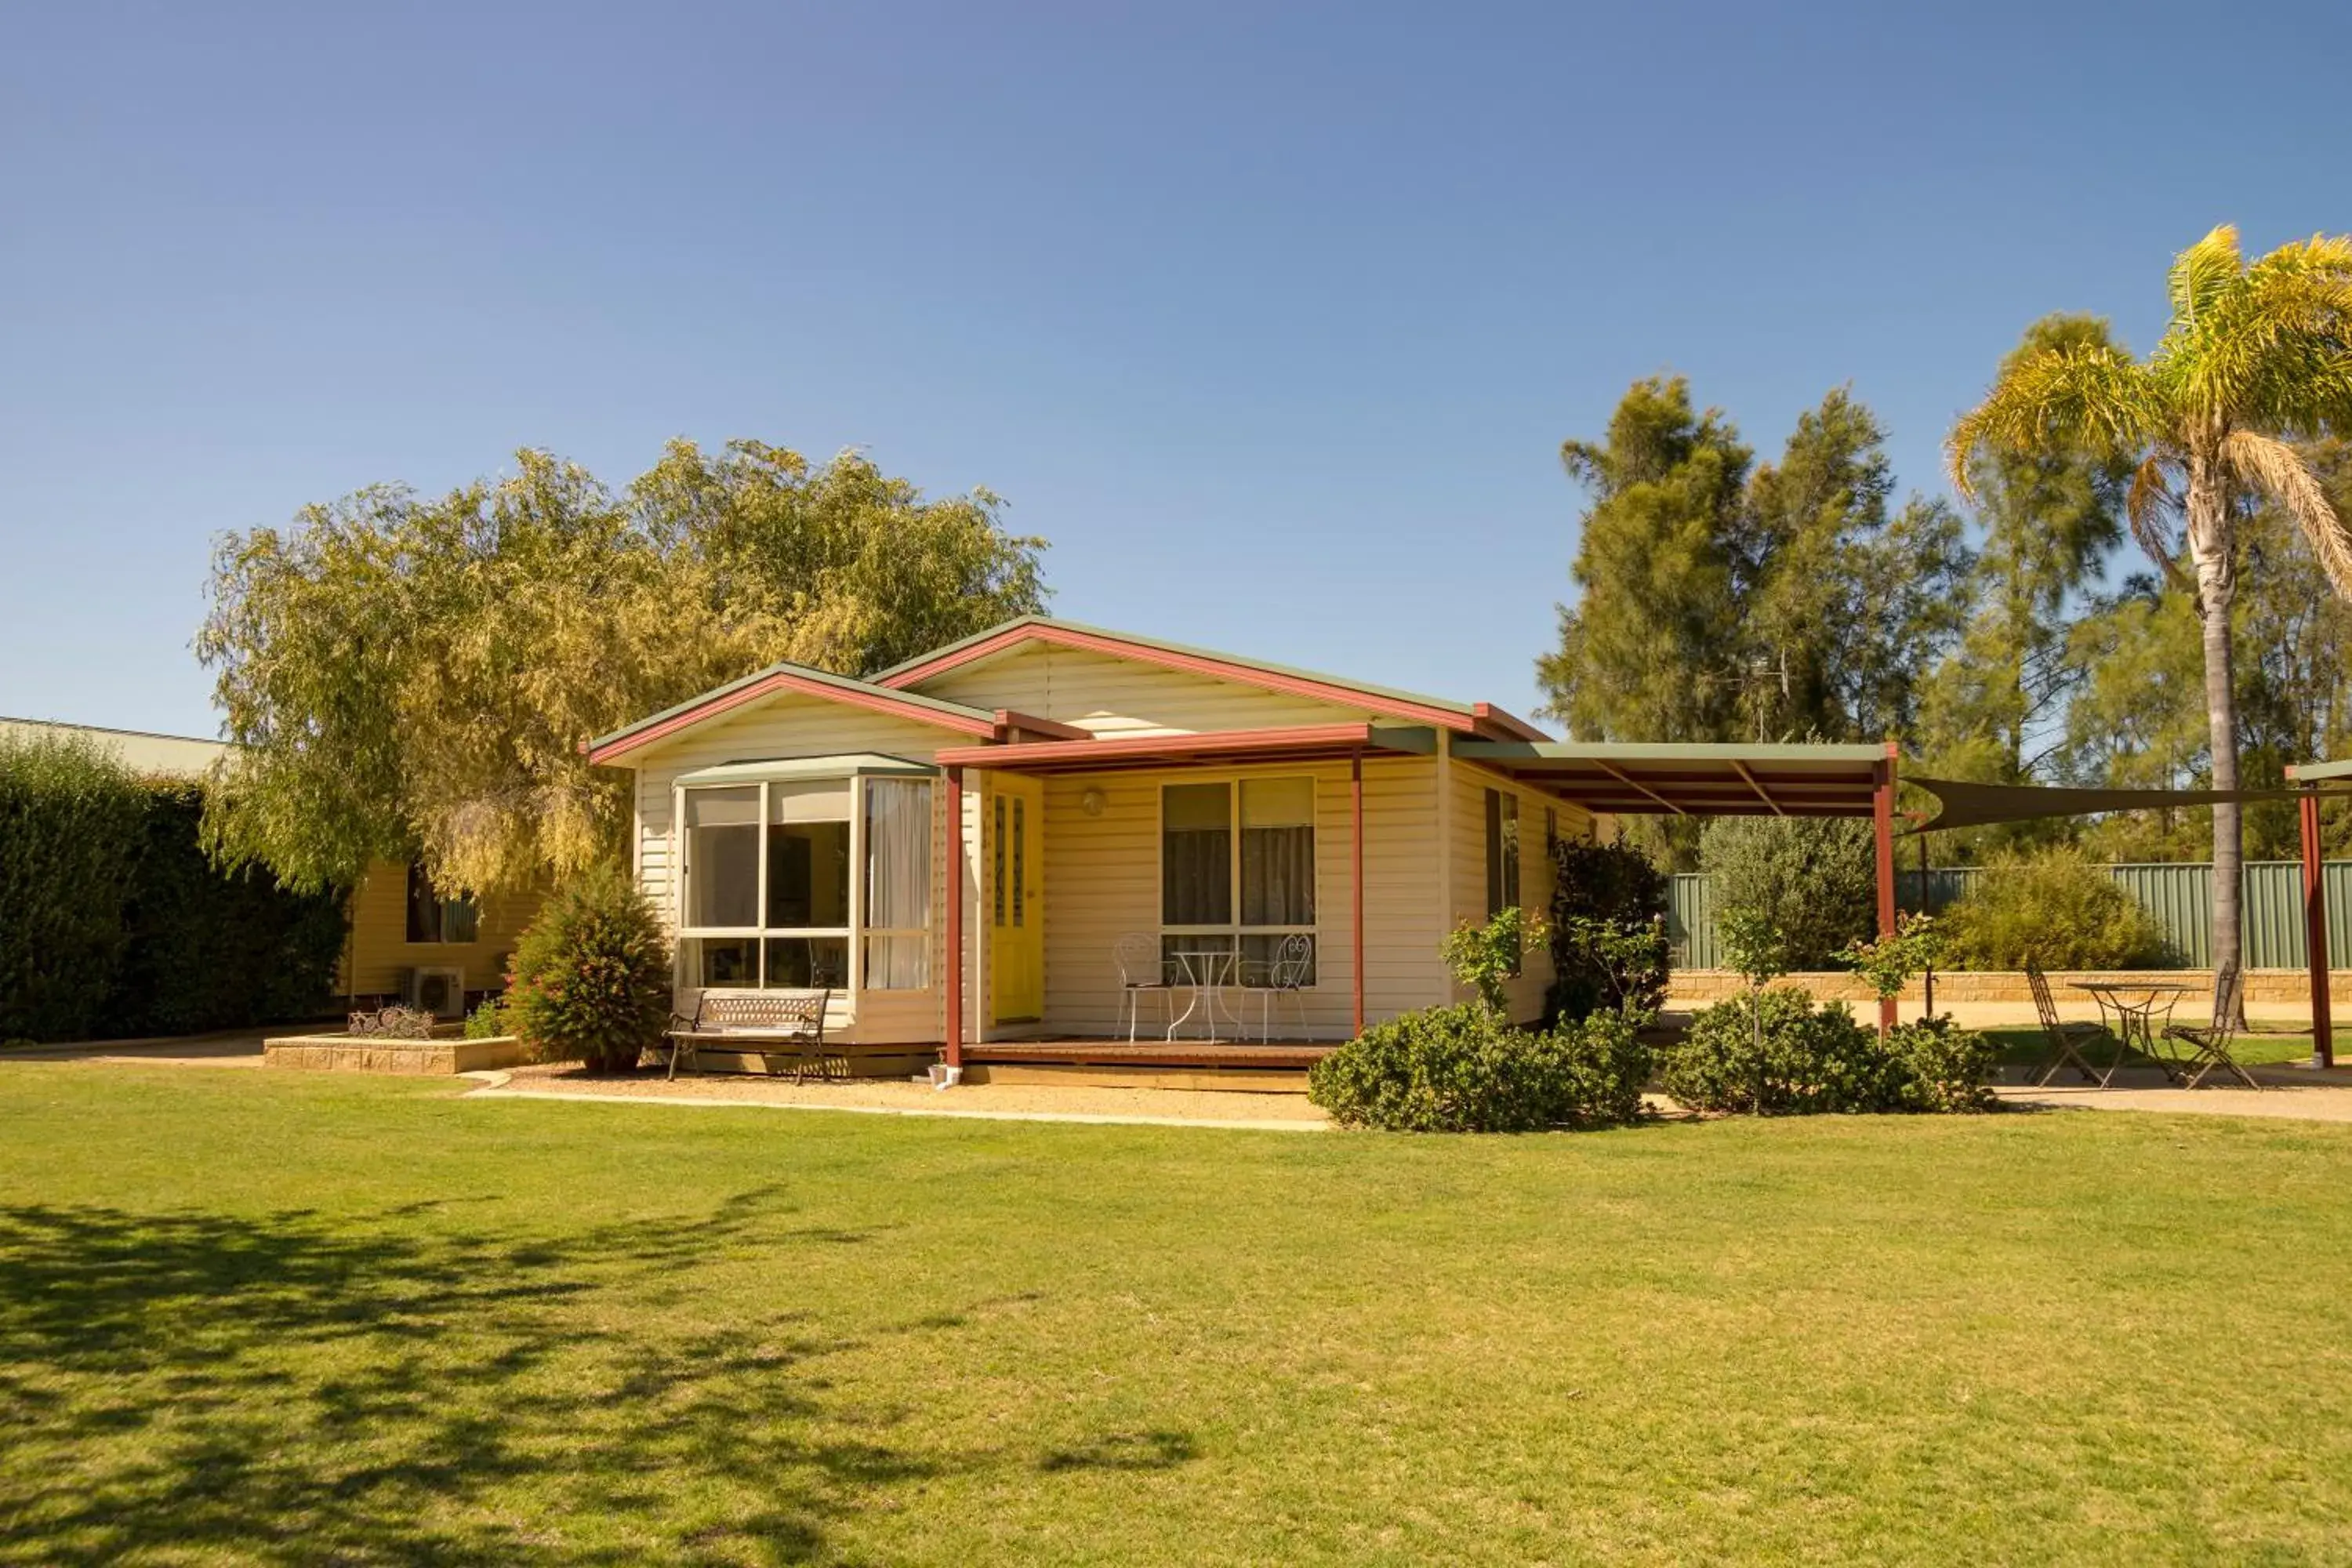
[0,735,346,1043]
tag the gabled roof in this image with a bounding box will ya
[873,615,1551,740]
[585,660,1003,765]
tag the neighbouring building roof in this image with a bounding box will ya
[0,716,231,779]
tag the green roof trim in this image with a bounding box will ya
[2288,759,2352,782]
[674,753,939,786]
[875,614,1488,720]
[587,659,998,756]
[1451,740,1891,764]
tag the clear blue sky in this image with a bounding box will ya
[5,1,2348,739]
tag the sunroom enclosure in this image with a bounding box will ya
[671,756,942,1046]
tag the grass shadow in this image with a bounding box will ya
[0,1190,967,1565]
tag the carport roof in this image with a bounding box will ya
[1448,740,1894,817]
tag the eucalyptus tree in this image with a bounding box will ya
[1948,225,2352,984]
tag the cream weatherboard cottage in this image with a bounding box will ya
[587,619,1900,1076]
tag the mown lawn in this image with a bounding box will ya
[4,1068,2351,1564]
[1984,1024,2322,1070]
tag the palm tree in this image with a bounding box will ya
[1948,224,2352,992]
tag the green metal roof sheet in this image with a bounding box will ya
[673,753,940,786]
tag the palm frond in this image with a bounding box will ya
[2223,428,2352,600]
[2165,223,2245,333]
[2176,233,2352,426]
[2125,452,2194,591]
[1946,344,2163,495]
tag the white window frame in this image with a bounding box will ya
[675,777,860,993]
[1156,772,1319,986]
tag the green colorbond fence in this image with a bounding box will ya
[1667,862,2352,971]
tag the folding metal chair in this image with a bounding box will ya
[2026,963,2105,1086]
[2163,962,2261,1091]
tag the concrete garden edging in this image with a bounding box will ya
[1670,969,2350,1006]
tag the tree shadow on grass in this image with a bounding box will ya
[0,1190,960,1566]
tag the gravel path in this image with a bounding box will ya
[469,1062,1333,1130]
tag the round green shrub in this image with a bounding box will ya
[1938,848,2172,971]
[505,865,671,1072]
[1308,1004,1650,1132]
[1661,989,1994,1115]
[1698,816,1876,970]
[1886,1017,1997,1113]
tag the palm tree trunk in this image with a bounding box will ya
[2187,463,2245,1021]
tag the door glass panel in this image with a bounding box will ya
[993,797,1007,927]
[1012,798,1025,927]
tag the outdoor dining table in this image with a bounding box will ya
[2070,980,2198,1087]
[1165,947,1246,1042]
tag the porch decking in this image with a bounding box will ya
[966,1037,1335,1070]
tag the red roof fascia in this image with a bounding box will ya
[880,622,1480,732]
[993,709,1092,742]
[1472,703,1552,742]
[586,668,997,764]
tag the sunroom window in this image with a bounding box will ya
[1160,777,1316,985]
[678,773,934,992]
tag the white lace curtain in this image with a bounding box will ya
[864,779,934,989]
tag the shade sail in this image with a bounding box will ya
[1906,775,2339,833]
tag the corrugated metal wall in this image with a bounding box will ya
[1666,862,2351,970]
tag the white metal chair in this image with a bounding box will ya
[1112,932,1172,1042]
[1246,935,1315,1043]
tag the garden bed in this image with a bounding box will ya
[263,1031,527,1075]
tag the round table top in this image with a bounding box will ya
[2068,979,2198,993]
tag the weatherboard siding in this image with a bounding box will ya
[904,641,1370,738]
[1447,754,1580,1025]
[339,859,543,1000]
[1033,755,1450,1040]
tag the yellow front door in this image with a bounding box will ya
[989,775,1045,1023]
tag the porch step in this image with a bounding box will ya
[960,1062,1312,1094]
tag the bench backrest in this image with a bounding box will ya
[693,990,830,1036]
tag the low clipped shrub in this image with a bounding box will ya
[1886,1016,1998,1113]
[1940,848,2172,971]
[463,996,508,1040]
[1660,989,1994,1115]
[505,865,671,1072]
[1308,1004,1652,1133]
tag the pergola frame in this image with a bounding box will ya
[2285,759,2347,1069]
[1451,739,1903,1031]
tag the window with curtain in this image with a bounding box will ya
[404,861,478,944]
[863,778,934,990]
[680,779,852,989]
[1485,788,1520,917]
[1160,777,1316,985]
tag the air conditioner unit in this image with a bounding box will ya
[406,966,466,1020]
